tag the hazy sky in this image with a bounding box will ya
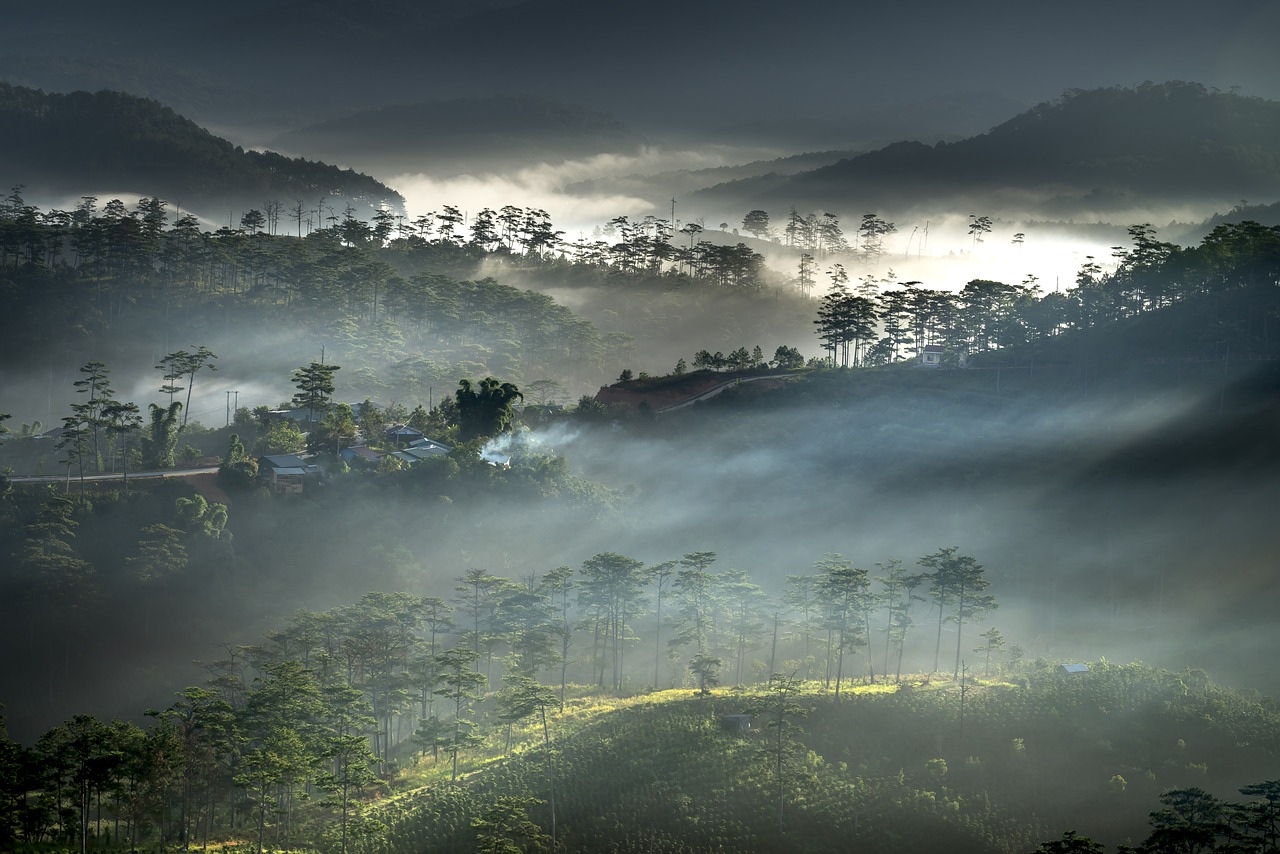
[3,0,1277,145]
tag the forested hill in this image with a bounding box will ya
[697,82,1280,216]
[272,95,644,176]
[0,83,404,219]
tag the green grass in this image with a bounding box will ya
[347,664,1280,853]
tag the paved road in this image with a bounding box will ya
[8,466,219,484]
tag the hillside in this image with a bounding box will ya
[351,663,1280,853]
[0,82,404,219]
[272,95,644,177]
[695,83,1280,217]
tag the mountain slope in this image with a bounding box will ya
[272,95,644,177]
[0,83,404,217]
[358,664,1280,853]
[694,83,1280,216]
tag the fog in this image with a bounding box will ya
[387,144,787,236]
[6,327,1275,745]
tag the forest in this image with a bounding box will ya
[4,0,1280,845]
[0,174,1278,852]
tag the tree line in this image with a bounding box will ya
[812,221,1280,366]
[0,543,1001,851]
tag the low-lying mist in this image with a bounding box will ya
[522,370,1277,686]
[387,143,784,236]
[2,349,1276,744]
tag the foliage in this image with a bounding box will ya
[455,377,523,442]
[0,82,403,217]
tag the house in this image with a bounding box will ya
[265,408,320,426]
[719,714,752,733]
[391,446,447,465]
[409,438,451,455]
[920,344,945,367]
[258,453,316,494]
[1058,663,1090,675]
[340,445,385,467]
[386,424,425,447]
[384,438,452,467]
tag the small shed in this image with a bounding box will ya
[920,344,945,367]
[719,714,752,733]
[1058,663,1090,675]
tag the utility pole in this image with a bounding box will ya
[225,390,239,426]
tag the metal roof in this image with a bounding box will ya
[402,446,448,459]
[261,454,307,468]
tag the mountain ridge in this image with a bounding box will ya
[692,82,1280,218]
[0,82,404,218]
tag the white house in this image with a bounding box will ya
[920,344,945,367]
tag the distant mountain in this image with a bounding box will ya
[0,56,290,129]
[5,0,1277,151]
[0,83,403,218]
[693,82,1280,217]
[559,148,864,205]
[272,95,644,177]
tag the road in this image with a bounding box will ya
[656,373,799,414]
[8,466,219,484]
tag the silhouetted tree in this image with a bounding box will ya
[455,377,522,442]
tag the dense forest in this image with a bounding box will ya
[0,184,827,417]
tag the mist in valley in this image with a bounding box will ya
[2,120,1277,746]
[4,5,1280,851]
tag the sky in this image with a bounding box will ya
[3,0,1277,144]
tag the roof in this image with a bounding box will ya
[260,454,307,469]
[267,408,318,423]
[272,467,307,477]
[409,438,451,452]
[1059,663,1090,674]
[399,446,447,461]
[342,446,384,462]
[387,425,424,437]
[922,344,945,353]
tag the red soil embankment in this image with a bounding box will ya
[594,373,729,412]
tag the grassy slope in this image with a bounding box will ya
[348,663,1280,853]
